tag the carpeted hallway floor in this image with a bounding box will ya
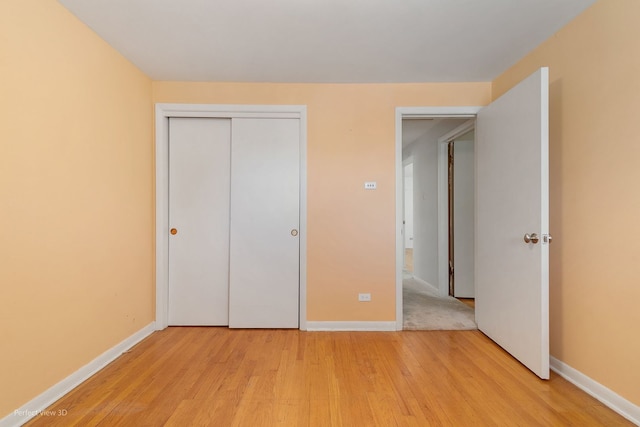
[403,275,477,330]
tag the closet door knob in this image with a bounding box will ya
[291,229,298,237]
[170,228,178,235]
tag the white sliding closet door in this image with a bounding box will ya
[168,118,231,325]
[229,118,300,328]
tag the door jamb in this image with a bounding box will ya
[395,107,480,330]
[155,103,308,331]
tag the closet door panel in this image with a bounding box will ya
[229,118,300,328]
[168,118,231,325]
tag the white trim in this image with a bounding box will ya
[155,103,303,118]
[395,109,404,330]
[155,104,308,331]
[306,321,396,331]
[298,110,308,331]
[0,323,156,427]
[550,356,640,426]
[395,107,482,330]
[156,106,169,330]
[436,120,476,298]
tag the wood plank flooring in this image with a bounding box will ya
[25,328,632,426]
[404,248,413,272]
[457,298,475,309]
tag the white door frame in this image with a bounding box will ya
[155,103,308,331]
[395,107,481,330]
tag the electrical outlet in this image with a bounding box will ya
[364,182,377,190]
[358,293,371,302]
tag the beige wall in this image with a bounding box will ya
[493,0,640,405]
[153,82,490,321]
[0,0,154,417]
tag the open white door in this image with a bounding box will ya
[475,68,550,379]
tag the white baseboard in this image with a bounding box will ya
[550,356,640,426]
[306,321,397,331]
[1,322,156,427]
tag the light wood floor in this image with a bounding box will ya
[404,248,413,272]
[458,298,475,309]
[26,328,632,427]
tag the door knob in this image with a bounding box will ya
[170,228,178,235]
[291,229,298,236]
[523,233,539,244]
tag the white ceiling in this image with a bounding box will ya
[402,118,469,148]
[57,0,595,83]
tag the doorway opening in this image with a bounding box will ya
[395,107,481,330]
[447,126,476,301]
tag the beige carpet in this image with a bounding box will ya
[403,276,477,330]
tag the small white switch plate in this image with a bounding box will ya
[364,182,377,190]
[358,293,371,302]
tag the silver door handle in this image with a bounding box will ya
[291,229,298,237]
[524,233,539,244]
